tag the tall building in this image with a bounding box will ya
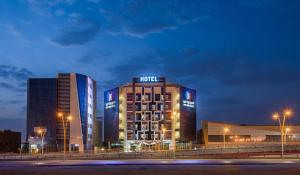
[27,73,97,152]
[104,76,196,151]
[27,78,57,150]
[94,116,103,147]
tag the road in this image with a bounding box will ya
[1,159,300,175]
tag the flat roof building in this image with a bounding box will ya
[104,76,196,151]
[27,73,97,152]
[27,78,57,151]
[200,120,300,147]
[0,130,21,153]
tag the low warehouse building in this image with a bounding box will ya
[201,120,300,147]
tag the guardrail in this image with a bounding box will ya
[1,144,300,160]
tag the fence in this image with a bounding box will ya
[1,144,300,160]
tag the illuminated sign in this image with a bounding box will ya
[139,76,158,83]
[182,90,195,108]
[108,93,113,102]
[105,92,116,109]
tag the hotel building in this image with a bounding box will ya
[27,73,97,152]
[104,76,196,151]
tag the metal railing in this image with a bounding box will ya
[1,144,300,160]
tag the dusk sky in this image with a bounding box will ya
[0,0,300,138]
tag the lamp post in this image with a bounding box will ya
[57,112,72,161]
[162,128,166,150]
[172,112,176,151]
[223,128,229,149]
[38,129,46,155]
[272,109,293,159]
[34,127,47,155]
[284,127,291,144]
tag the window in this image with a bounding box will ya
[135,93,141,101]
[142,104,147,110]
[155,94,161,101]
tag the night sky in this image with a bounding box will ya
[0,0,300,139]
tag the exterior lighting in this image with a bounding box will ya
[284,109,293,117]
[272,109,293,159]
[34,127,47,155]
[272,113,279,120]
[57,112,71,161]
[58,112,63,117]
[224,128,229,133]
[223,127,229,149]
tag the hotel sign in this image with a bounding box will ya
[105,88,119,110]
[139,76,159,83]
[182,89,195,108]
[105,92,116,109]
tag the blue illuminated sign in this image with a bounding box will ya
[104,88,118,109]
[139,76,158,82]
[181,87,196,109]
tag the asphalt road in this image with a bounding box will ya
[1,159,300,175]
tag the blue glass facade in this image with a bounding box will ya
[76,74,88,147]
[104,87,119,144]
[180,86,196,141]
[27,78,57,145]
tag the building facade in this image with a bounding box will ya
[27,73,97,152]
[27,78,57,150]
[104,76,196,151]
[0,130,21,153]
[201,120,300,147]
[94,116,103,147]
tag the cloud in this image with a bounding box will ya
[24,0,75,16]
[24,0,210,39]
[86,0,100,3]
[51,17,101,46]
[54,8,65,16]
[0,65,33,92]
[107,48,240,86]
[98,0,211,37]
[0,82,26,93]
[202,96,245,107]
[77,50,111,64]
[106,48,300,124]
[0,99,24,104]
[0,23,23,37]
[240,0,282,8]
[0,65,34,81]
[107,48,300,96]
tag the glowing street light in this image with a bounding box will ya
[272,109,293,159]
[57,112,72,161]
[284,127,291,144]
[34,127,47,155]
[223,127,229,149]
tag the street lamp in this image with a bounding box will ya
[57,112,72,161]
[171,112,176,152]
[284,127,291,144]
[34,127,47,155]
[272,109,293,159]
[223,128,229,149]
[162,128,166,150]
